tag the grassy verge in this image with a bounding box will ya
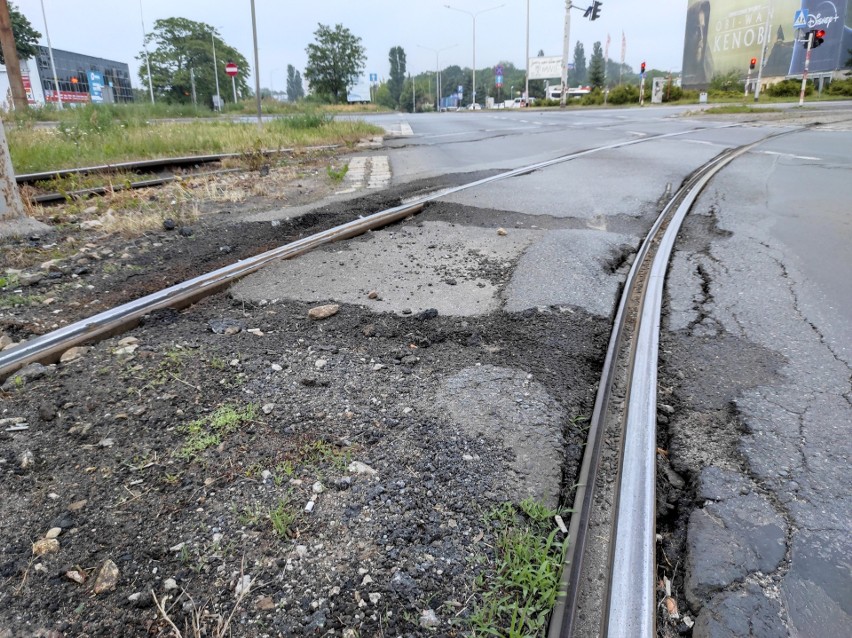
[469,499,569,636]
[700,104,782,114]
[7,104,382,173]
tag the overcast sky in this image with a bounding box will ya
[15,1,688,90]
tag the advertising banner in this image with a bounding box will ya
[682,0,851,86]
[21,74,36,104]
[87,70,104,103]
[44,90,91,104]
[528,56,564,80]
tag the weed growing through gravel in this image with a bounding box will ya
[269,494,299,538]
[326,162,349,182]
[469,498,569,636]
[177,403,258,459]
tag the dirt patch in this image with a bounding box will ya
[0,292,606,636]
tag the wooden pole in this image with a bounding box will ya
[0,0,28,111]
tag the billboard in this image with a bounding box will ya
[682,0,852,87]
[528,56,564,80]
[87,70,104,103]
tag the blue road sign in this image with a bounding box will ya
[495,64,504,75]
[793,10,808,29]
[369,73,378,82]
[496,74,503,85]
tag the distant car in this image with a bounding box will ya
[467,103,482,110]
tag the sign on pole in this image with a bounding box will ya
[793,10,807,29]
[528,56,563,80]
[369,73,378,82]
[225,62,238,77]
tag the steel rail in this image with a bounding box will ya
[14,145,340,185]
[548,128,795,638]
[0,124,734,383]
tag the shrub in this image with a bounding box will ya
[767,79,812,97]
[581,88,604,105]
[826,78,852,96]
[662,85,684,102]
[607,84,639,104]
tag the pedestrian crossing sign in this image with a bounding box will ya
[793,10,808,29]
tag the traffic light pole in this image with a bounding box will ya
[745,67,751,97]
[753,8,771,102]
[639,73,645,105]
[799,30,814,106]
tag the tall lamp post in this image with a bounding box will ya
[138,0,154,103]
[38,0,62,109]
[417,44,456,111]
[210,30,221,111]
[444,3,504,106]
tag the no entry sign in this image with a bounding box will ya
[225,62,238,77]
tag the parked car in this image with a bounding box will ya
[467,103,482,110]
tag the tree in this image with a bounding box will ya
[571,42,586,85]
[138,17,250,107]
[588,41,605,88]
[304,23,366,103]
[0,2,38,64]
[388,46,406,107]
[286,64,304,102]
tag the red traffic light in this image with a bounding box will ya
[812,29,826,48]
[815,29,825,38]
[749,57,757,70]
[640,61,646,74]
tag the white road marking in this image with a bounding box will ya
[755,150,821,161]
[336,155,391,194]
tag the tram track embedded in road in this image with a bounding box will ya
[547,127,796,638]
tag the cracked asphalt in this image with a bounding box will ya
[663,125,851,636]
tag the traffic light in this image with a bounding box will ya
[750,58,756,70]
[591,1,602,20]
[640,61,646,75]
[813,29,825,48]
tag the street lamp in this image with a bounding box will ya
[417,44,456,111]
[139,0,154,103]
[38,0,62,109]
[210,29,221,111]
[444,3,504,106]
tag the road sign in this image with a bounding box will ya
[495,74,503,86]
[495,64,504,75]
[793,10,807,29]
[369,73,378,82]
[225,62,238,77]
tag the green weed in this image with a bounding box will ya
[269,495,298,538]
[326,163,349,182]
[468,498,569,636]
[177,403,257,459]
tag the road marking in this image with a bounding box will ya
[755,150,821,161]
[336,155,391,194]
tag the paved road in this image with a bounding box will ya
[239,105,852,636]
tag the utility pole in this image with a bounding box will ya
[753,9,772,102]
[524,0,529,106]
[0,0,28,111]
[190,67,197,108]
[799,30,814,106]
[39,0,61,109]
[250,0,262,130]
[560,0,571,107]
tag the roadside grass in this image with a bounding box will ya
[326,162,349,182]
[699,104,782,115]
[469,498,569,637]
[7,104,382,174]
[177,403,258,459]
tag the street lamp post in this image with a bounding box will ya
[39,0,62,109]
[417,44,456,111]
[444,4,504,106]
[139,0,154,103]
[210,30,221,111]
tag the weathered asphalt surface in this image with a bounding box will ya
[665,125,852,637]
[239,105,852,636]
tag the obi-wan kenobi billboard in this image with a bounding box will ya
[682,0,852,87]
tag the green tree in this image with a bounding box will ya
[588,41,605,88]
[138,17,250,107]
[304,23,366,103]
[286,64,304,101]
[0,2,40,64]
[388,46,406,107]
[375,82,395,108]
[709,70,743,93]
[571,42,587,85]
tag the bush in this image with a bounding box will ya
[709,70,744,94]
[580,88,604,105]
[662,85,683,102]
[680,89,700,102]
[607,84,639,104]
[767,79,813,97]
[826,78,852,95]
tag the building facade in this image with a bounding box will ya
[682,0,852,88]
[34,46,133,104]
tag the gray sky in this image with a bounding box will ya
[15,1,688,90]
